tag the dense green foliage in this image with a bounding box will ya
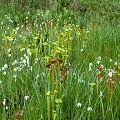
[0,0,120,120]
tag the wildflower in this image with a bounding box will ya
[10,19,13,23]
[34,58,38,64]
[1,22,3,25]
[97,56,101,61]
[16,27,19,31]
[3,99,6,105]
[114,62,117,66]
[12,60,18,65]
[5,106,8,110]
[26,16,28,19]
[99,91,103,97]
[101,64,104,69]
[97,60,101,64]
[3,71,6,75]
[13,67,18,72]
[78,79,85,84]
[108,72,113,78]
[28,51,32,56]
[89,63,92,71]
[40,72,45,76]
[22,59,27,64]
[24,96,30,101]
[20,48,25,51]
[8,54,11,57]
[2,64,8,70]
[77,103,82,108]
[80,49,84,52]
[87,107,92,111]
[8,48,11,52]
[89,63,92,67]
[4,64,8,68]
[0,81,2,84]
[13,75,17,78]
[109,59,113,62]
[29,66,32,71]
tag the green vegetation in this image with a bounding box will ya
[0,0,120,120]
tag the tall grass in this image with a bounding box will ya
[0,0,120,120]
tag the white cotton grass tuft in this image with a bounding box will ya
[87,107,92,111]
[108,72,113,78]
[24,96,30,101]
[89,63,92,71]
[77,103,82,108]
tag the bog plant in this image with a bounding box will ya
[0,0,120,120]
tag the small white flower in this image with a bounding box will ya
[10,20,14,23]
[16,27,19,31]
[8,54,11,57]
[78,79,85,84]
[87,107,92,111]
[2,67,5,71]
[3,71,6,75]
[5,106,8,110]
[8,48,11,52]
[1,22,3,25]
[29,66,32,71]
[28,51,32,56]
[13,75,17,78]
[12,60,18,65]
[22,59,27,64]
[108,72,112,78]
[13,67,18,72]
[0,81,2,84]
[114,62,117,66]
[4,64,8,69]
[34,58,38,64]
[89,63,92,67]
[20,48,25,51]
[97,60,101,64]
[77,103,82,108]
[101,64,104,68]
[41,72,45,76]
[3,99,6,105]
[26,16,28,19]
[89,63,92,71]
[80,49,84,52]
[97,56,101,61]
[24,96,30,101]
[109,59,113,62]
[99,91,103,97]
